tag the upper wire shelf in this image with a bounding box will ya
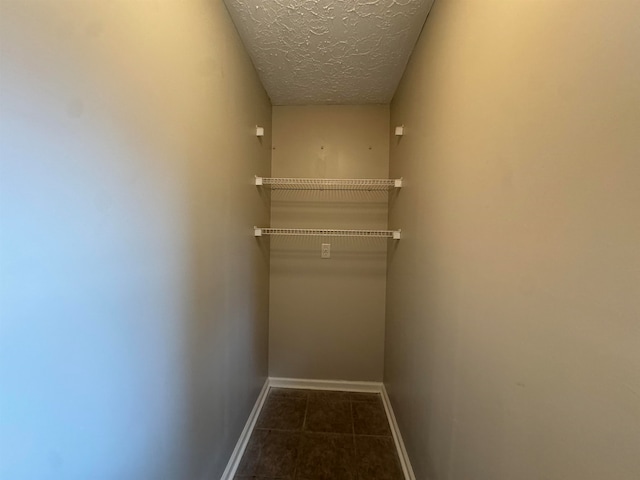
[255,176,403,190]
[254,227,401,240]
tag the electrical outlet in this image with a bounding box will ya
[321,243,331,259]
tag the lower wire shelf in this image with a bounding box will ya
[254,227,401,240]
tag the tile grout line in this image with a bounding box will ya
[292,391,309,480]
[302,391,308,431]
[350,399,358,479]
[252,388,270,478]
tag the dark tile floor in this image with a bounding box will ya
[235,388,404,480]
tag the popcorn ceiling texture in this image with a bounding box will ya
[223,0,434,105]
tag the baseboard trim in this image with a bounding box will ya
[268,376,383,393]
[220,378,415,480]
[381,384,416,480]
[219,378,270,480]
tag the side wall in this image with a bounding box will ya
[269,105,390,381]
[0,2,271,479]
[385,1,640,479]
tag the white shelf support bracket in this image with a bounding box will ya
[393,230,402,240]
[255,126,265,137]
[254,227,262,237]
[255,176,263,186]
[395,125,405,136]
[394,178,403,188]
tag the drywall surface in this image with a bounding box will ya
[385,1,640,479]
[0,2,271,479]
[269,105,389,381]
[223,0,434,105]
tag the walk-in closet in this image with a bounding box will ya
[1,1,638,480]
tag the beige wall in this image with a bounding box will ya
[269,105,390,381]
[0,1,270,479]
[385,1,640,479]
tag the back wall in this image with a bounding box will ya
[269,105,390,381]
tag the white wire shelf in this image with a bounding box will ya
[255,176,402,190]
[254,227,401,240]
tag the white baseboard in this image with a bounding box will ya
[381,384,416,480]
[220,377,415,480]
[219,378,270,480]
[269,376,383,393]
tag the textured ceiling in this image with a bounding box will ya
[223,0,434,105]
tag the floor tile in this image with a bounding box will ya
[256,395,307,431]
[257,429,301,478]
[236,388,403,480]
[234,477,281,479]
[235,476,289,479]
[270,387,309,399]
[296,432,356,480]
[236,429,301,478]
[307,390,352,403]
[305,399,353,434]
[236,429,269,476]
[354,435,403,480]
[349,392,381,403]
[352,399,391,436]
